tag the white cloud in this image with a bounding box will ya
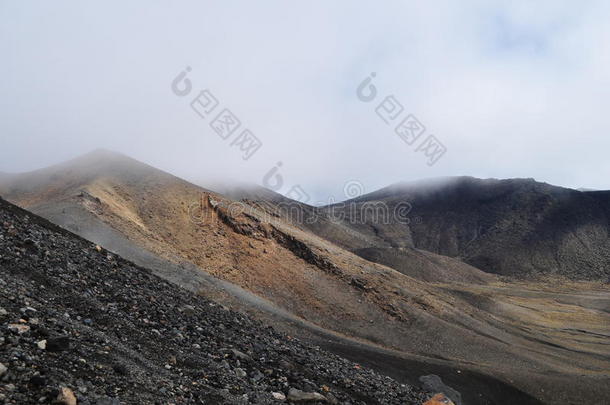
[1,0,609,201]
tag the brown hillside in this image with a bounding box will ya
[1,150,609,405]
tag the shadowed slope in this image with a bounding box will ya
[320,176,610,280]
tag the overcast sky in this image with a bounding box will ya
[1,1,609,202]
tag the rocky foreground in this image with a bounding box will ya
[0,197,432,405]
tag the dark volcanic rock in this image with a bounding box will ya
[0,197,428,404]
[325,177,610,280]
[419,375,461,405]
[45,336,70,352]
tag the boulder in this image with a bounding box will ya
[424,393,455,405]
[287,388,326,402]
[46,336,70,352]
[56,387,77,405]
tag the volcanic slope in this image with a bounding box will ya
[0,196,431,404]
[214,183,493,285]
[302,176,610,281]
[1,151,610,404]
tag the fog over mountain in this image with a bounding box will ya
[1,149,609,404]
[2,2,610,405]
[2,1,610,201]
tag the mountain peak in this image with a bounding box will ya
[65,148,144,168]
[0,149,201,207]
[353,176,573,203]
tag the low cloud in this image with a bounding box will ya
[1,1,609,201]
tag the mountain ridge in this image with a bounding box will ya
[305,175,610,281]
[1,150,609,404]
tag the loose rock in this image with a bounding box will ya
[46,336,70,352]
[56,387,77,405]
[8,323,30,334]
[287,387,327,402]
[424,393,455,405]
[272,391,286,401]
[0,196,428,405]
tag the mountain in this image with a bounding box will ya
[1,151,609,404]
[0,151,491,361]
[320,176,610,281]
[219,184,493,284]
[0,196,432,404]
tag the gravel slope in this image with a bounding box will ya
[0,197,429,404]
